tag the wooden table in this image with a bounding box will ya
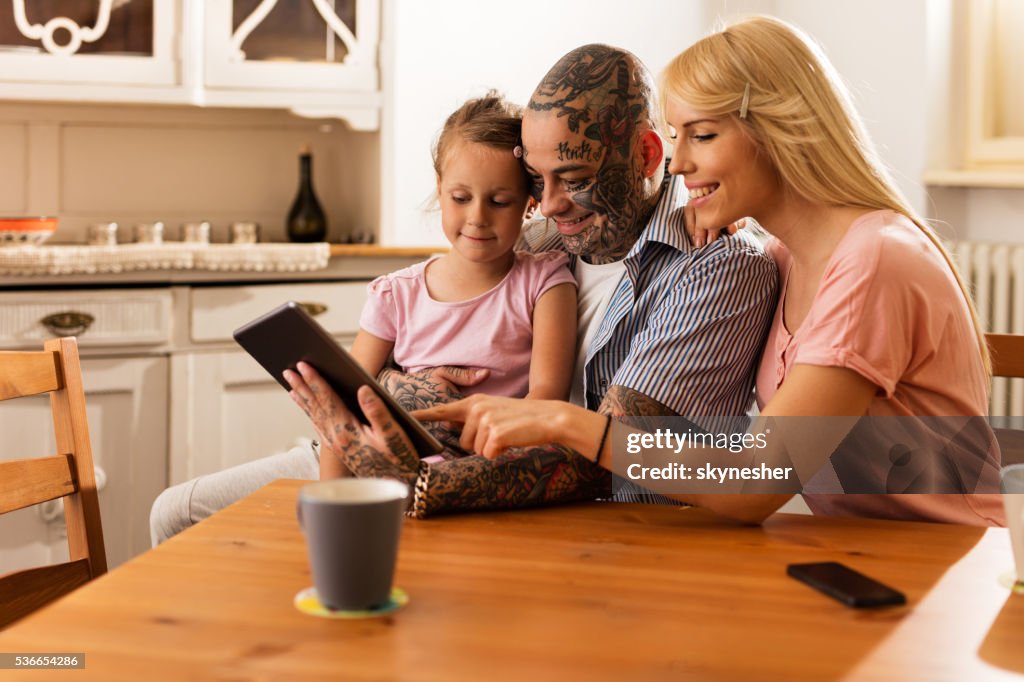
[1,480,1021,681]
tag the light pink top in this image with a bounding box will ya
[360,250,576,399]
[755,210,1004,525]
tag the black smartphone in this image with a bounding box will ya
[786,562,906,608]
[233,301,444,456]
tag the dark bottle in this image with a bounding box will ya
[286,145,327,242]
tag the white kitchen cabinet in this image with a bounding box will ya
[203,1,378,92]
[0,0,381,128]
[0,0,177,87]
[169,349,319,483]
[0,274,374,575]
[0,355,168,574]
[170,280,367,483]
[0,287,174,573]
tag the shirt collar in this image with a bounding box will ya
[626,173,692,259]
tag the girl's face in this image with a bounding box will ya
[664,98,781,233]
[437,141,530,266]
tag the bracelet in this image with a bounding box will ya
[406,459,431,519]
[594,415,612,466]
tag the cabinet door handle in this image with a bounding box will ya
[41,311,95,337]
[297,302,328,317]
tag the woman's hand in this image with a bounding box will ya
[285,362,419,485]
[686,201,744,247]
[413,395,587,459]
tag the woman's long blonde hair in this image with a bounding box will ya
[661,15,990,374]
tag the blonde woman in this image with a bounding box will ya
[415,16,1005,526]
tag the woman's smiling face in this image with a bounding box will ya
[664,98,782,233]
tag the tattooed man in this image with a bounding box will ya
[150,45,776,541]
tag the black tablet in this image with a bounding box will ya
[233,301,444,456]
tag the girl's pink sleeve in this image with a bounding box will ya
[358,275,398,341]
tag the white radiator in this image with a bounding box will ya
[954,241,1024,416]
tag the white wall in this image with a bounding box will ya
[772,0,931,214]
[384,0,1024,247]
[383,0,711,246]
[746,0,1024,244]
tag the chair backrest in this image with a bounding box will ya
[987,333,1024,467]
[0,337,106,629]
[987,333,1024,379]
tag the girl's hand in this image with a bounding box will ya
[413,395,574,459]
[285,362,419,485]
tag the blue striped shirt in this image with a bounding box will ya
[524,173,777,417]
[523,173,777,504]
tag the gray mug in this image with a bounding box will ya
[297,478,409,610]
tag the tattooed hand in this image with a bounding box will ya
[378,366,490,457]
[379,365,490,409]
[285,362,418,487]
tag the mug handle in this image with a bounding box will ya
[296,499,305,531]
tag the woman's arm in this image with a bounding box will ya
[349,330,395,379]
[525,283,577,401]
[682,365,877,523]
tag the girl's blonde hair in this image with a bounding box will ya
[660,15,990,374]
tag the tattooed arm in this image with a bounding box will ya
[411,385,676,515]
[601,385,677,418]
[288,356,677,515]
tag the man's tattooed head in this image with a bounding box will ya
[523,44,664,263]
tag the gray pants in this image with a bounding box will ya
[149,442,320,546]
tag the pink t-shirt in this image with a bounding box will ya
[755,210,1004,525]
[360,250,576,399]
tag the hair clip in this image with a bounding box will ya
[513,145,523,159]
[739,82,751,120]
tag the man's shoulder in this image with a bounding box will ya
[634,229,777,311]
[642,227,774,276]
[689,230,776,273]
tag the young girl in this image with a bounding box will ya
[414,17,1004,526]
[319,93,578,480]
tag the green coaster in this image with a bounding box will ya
[997,571,1024,594]
[294,587,409,619]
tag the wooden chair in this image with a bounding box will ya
[987,333,1024,467]
[0,337,106,629]
[988,333,1024,379]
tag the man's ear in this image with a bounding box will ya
[639,129,664,178]
[525,196,539,218]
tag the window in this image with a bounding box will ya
[967,0,1024,167]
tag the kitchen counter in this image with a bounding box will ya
[328,244,446,258]
[0,244,445,289]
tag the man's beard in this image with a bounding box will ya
[559,218,604,259]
